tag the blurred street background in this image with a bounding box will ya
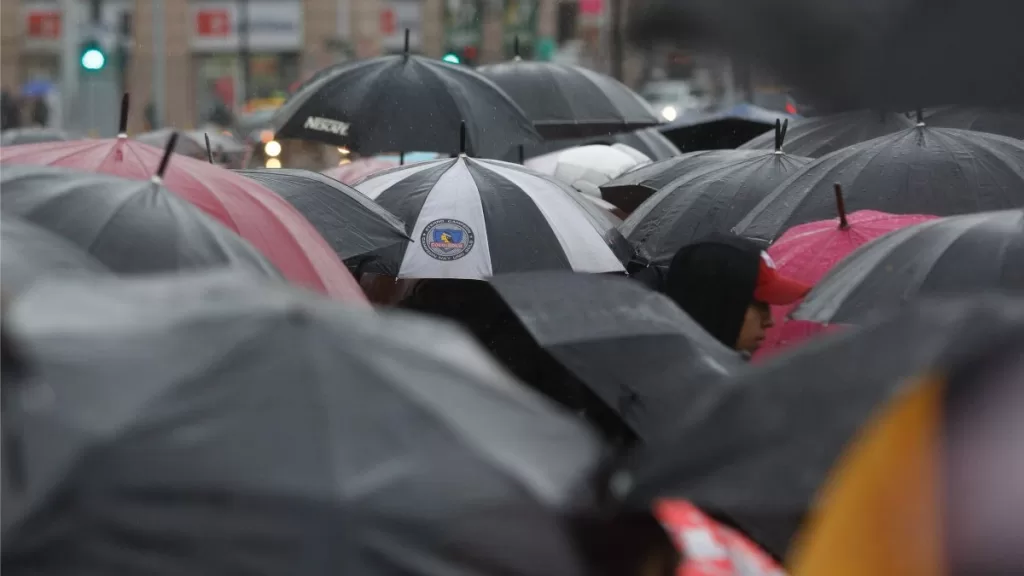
[0,0,793,138]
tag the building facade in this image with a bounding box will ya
[4,0,625,132]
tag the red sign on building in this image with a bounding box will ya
[196,9,232,37]
[27,11,62,39]
[380,8,397,36]
[579,0,603,15]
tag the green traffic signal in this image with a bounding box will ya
[80,46,106,71]
[442,53,461,65]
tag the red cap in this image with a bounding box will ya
[753,252,812,305]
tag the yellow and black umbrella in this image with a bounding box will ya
[790,329,1024,576]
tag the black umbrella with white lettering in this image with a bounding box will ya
[271,31,540,159]
[353,127,630,278]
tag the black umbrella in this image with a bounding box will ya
[923,106,1024,140]
[600,149,760,213]
[236,168,410,275]
[626,0,1024,111]
[793,209,1024,324]
[2,270,601,575]
[489,271,743,441]
[353,133,629,279]
[0,128,76,147]
[733,121,1024,243]
[658,103,794,152]
[477,52,659,139]
[0,215,110,295]
[271,31,540,159]
[0,162,281,279]
[621,127,813,265]
[738,110,914,158]
[617,294,1024,559]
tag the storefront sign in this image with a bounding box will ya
[21,0,131,52]
[26,11,62,39]
[579,0,604,15]
[190,0,303,52]
[379,0,422,52]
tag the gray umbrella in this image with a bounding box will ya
[236,168,410,275]
[793,209,1024,324]
[135,128,245,160]
[733,123,1024,243]
[2,271,601,576]
[0,164,281,279]
[621,147,812,265]
[489,272,742,441]
[0,215,110,295]
[600,149,763,213]
[923,106,1024,140]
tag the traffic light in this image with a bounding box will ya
[442,53,461,65]
[80,40,106,71]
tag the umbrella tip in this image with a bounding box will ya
[833,182,849,229]
[459,121,467,156]
[155,131,178,179]
[915,108,925,127]
[118,92,130,136]
[403,28,410,58]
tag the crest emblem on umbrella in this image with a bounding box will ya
[421,219,474,261]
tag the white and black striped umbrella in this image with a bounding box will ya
[354,156,630,279]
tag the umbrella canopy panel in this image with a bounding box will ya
[271,55,541,159]
[0,214,111,296]
[738,110,914,158]
[734,126,1024,243]
[621,294,1024,559]
[0,164,282,279]
[477,60,659,139]
[2,270,601,575]
[355,156,630,278]
[622,150,813,265]
[490,271,742,440]
[236,168,410,273]
[793,209,1024,325]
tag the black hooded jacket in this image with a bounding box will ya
[661,234,762,350]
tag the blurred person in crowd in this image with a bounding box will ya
[397,279,637,445]
[1,89,21,130]
[29,97,49,127]
[639,233,811,357]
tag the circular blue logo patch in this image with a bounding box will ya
[421,219,475,261]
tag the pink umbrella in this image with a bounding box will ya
[754,185,937,360]
[323,158,398,185]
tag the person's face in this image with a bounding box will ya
[735,300,773,354]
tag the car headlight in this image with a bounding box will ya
[661,106,678,122]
